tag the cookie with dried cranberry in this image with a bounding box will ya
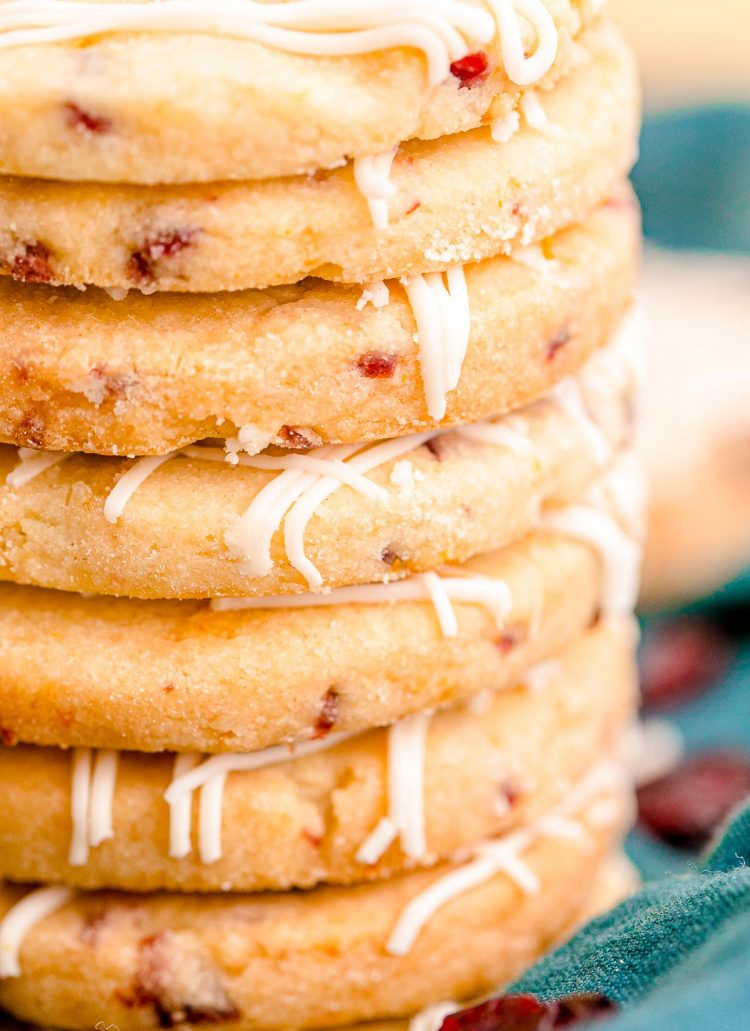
[0,3,604,185]
[0,24,638,292]
[0,622,636,892]
[0,194,639,457]
[0,780,631,1031]
[0,335,638,600]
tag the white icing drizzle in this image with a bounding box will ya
[386,761,624,956]
[211,571,512,639]
[0,2,560,91]
[454,413,534,454]
[6,447,69,489]
[485,0,559,86]
[164,733,353,863]
[224,425,276,465]
[103,451,179,524]
[357,711,431,865]
[69,747,119,866]
[216,432,436,589]
[551,378,612,467]
[0,1,497,86]
[0,885,74,979]
[491,109,520,142]
[353,147,398,229]
[401,267,471,421]
[409,1001,461,1031]
[356,280,391,311]
[169,753,201,859]
[541,502,641,617]
[519,88,562,136]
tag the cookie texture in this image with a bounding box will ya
[0,327,638,600]
[0,622,636,892]
[0,23,639,292]
[0,194,639,456]
[0,2,604,184]
[0,778,629,1031]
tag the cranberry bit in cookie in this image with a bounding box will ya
[314,688,340,738]
[357,351,398,379]
[546,327,572,362]
[450,51,490,87]
[637,750,750,849]
[10,241,53,284]
[439,992,617,1030]
[127,229,199,284]
[64,101,112,136]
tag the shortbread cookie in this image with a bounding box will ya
[0,528,610,754]
[0,193,639,456]
[0,2,605,185]
[0,329,638,599]
[0,769,629,1031]
[639,250,750,606]
[0,23,639,293]
[0,621,636,893]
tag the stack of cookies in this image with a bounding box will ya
[0,3,642,1029]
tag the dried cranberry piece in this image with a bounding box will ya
[440,994,553,1031]
[11,241,53,283]
[314,688,340,738]
[357,351,397,379]
[546,328,571,362]
[64,101,112,135]
[637,750,750,849]
[640,618,733,710]
[450,51,489,87]
[127,229,198,284]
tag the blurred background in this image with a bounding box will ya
[606,0,750,879]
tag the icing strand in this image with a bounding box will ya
[409,1002,461,1031]
[211,571,512,639]
[485,0,559,86]
[104,451,179,524]
[353,147,398,229]
[401,266,472,421]
[551,378,612,467]
[357,712,431,865]
[386,762,624,956]
[5,447,70,489]
[0,886,74,979]
[519,88,562,136]
[69,748,120,865]
[0,1,497,85]
[454,414,535,454]
[165,733,353,863]
[169,753,201,859]
[0,2,560,91]
[541,503,642,617]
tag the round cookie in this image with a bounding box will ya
[0,773,630,1031]
[0,23,639,292]
[0,193,639,456]
[0,529,608,754]
[0,621,636,892]
[639,250,750,607]
[0,328,639,600]
[0,2,604,184]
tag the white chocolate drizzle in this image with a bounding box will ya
[541,501,641,617]
[357,711,431,865]
[409,1002,461,1031]
[69,748,119,866]
[519,88,562,136]
[0,885,74,979]
[6,447,69,488]
[0,1,497,85]
[550,378,612,467]
[386,761,624,956]
[401,266,471,421]
[103,451,179,523]
[164,733,353,864]
[0,1,559,90]
[212,571,512,640]
[353,147,398,229]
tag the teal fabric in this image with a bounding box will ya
[511,805,750,1029]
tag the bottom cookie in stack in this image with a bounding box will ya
[0,620,638,1030]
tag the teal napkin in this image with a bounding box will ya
[511,803,750,1030]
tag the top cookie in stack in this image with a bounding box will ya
[0,4,643,1030]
